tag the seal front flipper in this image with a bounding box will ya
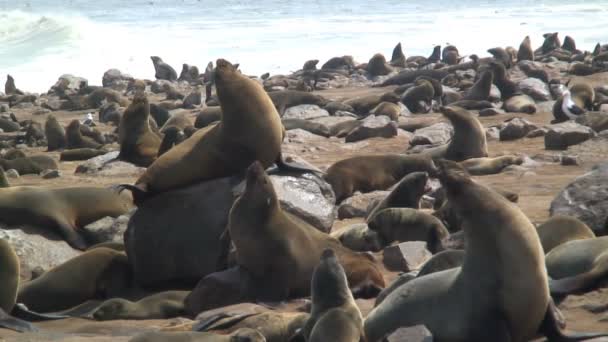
[274,153,325,176]
[0,307,37,333]
[112,183,149,206]
[538,299,608,341]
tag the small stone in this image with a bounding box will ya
[383,241,432,272]
[345,115,398,143]
[499,118,538,141]
[41,169,60,179]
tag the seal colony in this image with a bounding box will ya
[0,30,608,341]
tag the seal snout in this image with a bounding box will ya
[246,161,266,185]
[321,248,336,260]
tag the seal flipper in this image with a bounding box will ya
[112,183,149,206]
[55,220,88,251]
[274,153,325,176]
[538,299,608,341]
[11,303,69,322]
[549,263,608,296]
[0,307,37,333]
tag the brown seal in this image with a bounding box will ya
[505,94,537,114]
[228,162,384,301]
[66,120,102,149]
[60,148,108,161]
[367,53,393,76]
[92,290,189,320]
[537,215,595,254]
[0,155,57,175]
[390,42,406,67]
[0,187,131,250]
[366,171,429,219]
[294,249,365,342]
[460,155,523,175]
[370,101,401,121]
[463,70,493,101]
[157,126,187,156]
[364,160,604,341]
[401,79,434,114]
[17,247,134,313]
[0,240,36,333]
[343,92,400,116]
[325,154,437,203]
[488,47,513,68]
[118,92,162,167]
[440,106,488,161]
[194,106,222,128]
[267,90,328,116]
[119,59,313,203]
[151,56,178,81]
[517,36,534,62]
[44,115,67,151]
[4,75,23,95]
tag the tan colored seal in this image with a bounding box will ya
[537,215,595,254]
[118,92,162,167]
[367,53,393,76]
[66,120,102,149]
[0,187,131,250]
[460,155,523,175]
[92,290,189,320]
[517,36,534,62]
[44,115,67,151]
[440,106,488,161]
[0,239,19,313]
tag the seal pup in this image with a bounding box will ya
[390,42,406,67]
[4,75,23,95]
[364,160,605,341]
[44,115,67,151]
[293,249,364,342]
[151,56,178,81]
[66,120,102,149]
[17,247,134,312]
[537,215,595,254]
[92,290,189,320]
[0,187,131,250]
[325,154,437,203]
[440,106,488,162]
[227,161,385,301]
[118,92,162,167]
[119,59,318,203]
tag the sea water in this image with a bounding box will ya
[1,0,607,93]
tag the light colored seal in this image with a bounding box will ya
[92,290,189,320]
[118,92,162,167]
[537,215,596,254]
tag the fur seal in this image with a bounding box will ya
[179,63,200,83]
[321,56,356,71]
[227,161,385,301]
[488,47,513,68]
[92,290,189,320]
[282,119,330,137]
[303,59,319,71]
[488,61,519,100]
[150,103,171,127]
[151,56,178,81]
[119,59,313,203]
[0,155,57,175]
[343,92,400,116]
[0,117,20,132]
[417,249,465,277]
[505,94,537,114]
[160,112,192,133]
[562,36,577,52]
[0,239,19,314]
[0,167,9,188]
[294,249,364,342]
[333,224,384,252]
[158,126,187,156]
[440,106,488,161]
[537,215,596,254]
[60,148,108,161]
[44,115,67,151]
[267,90,328,116]
[540,32,561,54]
[367,53,393,76]
[194,106,222,128]
[4,75,23,95]
[366,171,429,219]
[17,247,133,312]
[325,154,437,203]
[200,311,308,342]
[0,187,131,250]
[370,101,401,121]
[129,329,267,342]
[460,155,523,175]
[66,120,102,149]
[118,92,162,167]
[367,208,449,253]
[401,79,434,114]
[463,70,493,101]
[363,160,601,341]
[390,42,406,67]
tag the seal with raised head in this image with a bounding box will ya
[44,115,67,151]
[17,247,134,313]
[66,120,102,149]
[151,56,178,81]
[0,187,131,250]
[367,53,393,77]
[4,75,23,95]
[401,78,434,114]
[366,171,429,219]
[390,42,406,67]
[440,106,488,161]
[119,59,314,203]
[92,290,189,320]
[118,92,162,167]
[518,36,534,61]
[364,160,607,341]
[325,154,437,203]
[228,162,385,301]
[294,249,365,342]
[463,70,493,101]
[537,215,595,254]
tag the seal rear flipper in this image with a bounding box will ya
[11,303,69,322]
[112,183,149,206]
[538,299,608,341]
[549,265,607,297]
[193,312,259,332]
[274,153,325,176]
[0,308,37,333]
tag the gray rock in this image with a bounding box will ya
[324,101,354,115]
[337,191,390,219]
[5,169,19,178]
[0,227,80,280]
[74,151,119,173]
[285,129,327,144]
[311,116,355,127]
[41,98,65,111]
[545,122,595,150]
[41,169,60,179]
[518,78,551,101]
[183,88,203,109]
[550,162,608,234]
[345,115,398,142]
[96,161,145,177]
[489,84,502,102]
[125,177,238,287]
[283,105,330,120]
[102,69,134,89]
[536,101,557,114]
[499,118,538,141]
[269,173,336,233]
[410,122,453,146]
[50,74,88,94]
[83,210,133,244]
[383,241,432,272]
[387,326,433,342]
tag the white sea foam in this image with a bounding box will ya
[0,1,607,93]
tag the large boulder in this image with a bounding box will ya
[550,162,608,234]
[82,210,134,245]
[409,122,453,146]
[49,74,88,95]
[102,69,134,91]
[283,105,329,120]
[125,177,238,287]
[518,78,551,101]
[545,122,595,150]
